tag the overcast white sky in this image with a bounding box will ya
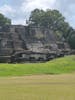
[0,0,75,28]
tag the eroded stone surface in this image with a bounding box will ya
[0,25,70,63]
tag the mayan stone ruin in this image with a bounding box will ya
[0,25,70,63]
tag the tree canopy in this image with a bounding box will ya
[0,13,11,26]
[28,9,68,29]
[28,9,75,49]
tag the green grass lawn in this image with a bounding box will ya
[0,55,75,76]
[0,55,75,100]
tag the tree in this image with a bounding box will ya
[28,9,75,49]
[28,9,71,37]
[28,9,66,29]
[68,34,75,49]
[0,13,11,26]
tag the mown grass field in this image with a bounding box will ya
[0,74,75,100]
[0,55,75,100]
[0,55,75,76]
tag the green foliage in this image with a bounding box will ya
[28,9,69,33]
[68,33,75,49]
[28,9,75,49]
[0,55,75,76]
[29,9,65,29]
[0,13,11,26]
